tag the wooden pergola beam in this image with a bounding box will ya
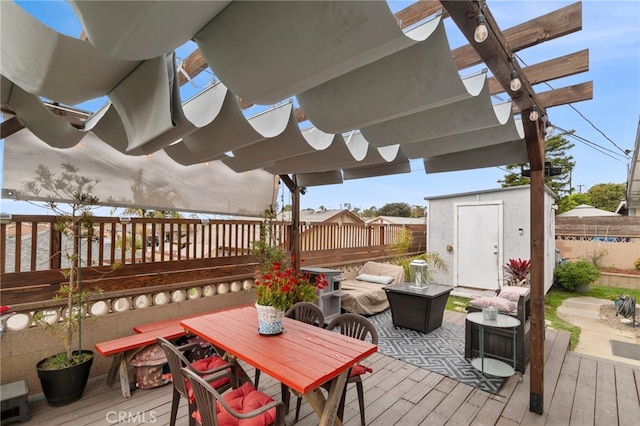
[535,81,593,110]
[489,49,589,97]
[452,1,582,70]
[0,116,23,139]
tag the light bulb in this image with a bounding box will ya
[529,106,539,122]
[474,14,488,43]
[510,71,521,91]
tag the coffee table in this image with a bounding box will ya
[384,283,453,333]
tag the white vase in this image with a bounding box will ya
[255,303,285,335]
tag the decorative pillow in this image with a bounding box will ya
[355,274,394,285]
[470,296,517,313]
[498,286,530,302]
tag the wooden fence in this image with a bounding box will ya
[1,215,425,306]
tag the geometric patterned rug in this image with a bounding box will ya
[369,310,506,394]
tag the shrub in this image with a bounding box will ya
[635,258,640,271]
[554,260,601,292]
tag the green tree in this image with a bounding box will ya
[377,202,411,217]
[360,206,378,218]
[410,205,426,218]
[587,183,626,212]
[498,133,575,197]
[556,193,592,214]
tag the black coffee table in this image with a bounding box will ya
[384,283,453,333]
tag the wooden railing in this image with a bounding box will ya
[1,215,425,305]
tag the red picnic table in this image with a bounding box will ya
[180,305,377,426]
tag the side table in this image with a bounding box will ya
[466,312,521,380]
[384,283,453,333]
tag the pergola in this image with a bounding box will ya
[1,0,592,414]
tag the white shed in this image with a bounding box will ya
[425,185,556,295]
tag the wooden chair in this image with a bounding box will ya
[156,337,234,426]
[324,313,378,426]
[181,367,285,426]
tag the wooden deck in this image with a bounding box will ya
[25,311,640,425]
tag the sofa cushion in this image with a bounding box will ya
[356,274,394,285]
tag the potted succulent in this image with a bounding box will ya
[554,260,601,293]
[22,164,116,406]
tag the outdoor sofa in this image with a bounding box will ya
[340,261,405,315]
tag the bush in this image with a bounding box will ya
[635,258,640,271]
[554,260,601,292]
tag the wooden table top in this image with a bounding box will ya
[181,306,377,394]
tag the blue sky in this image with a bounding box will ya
[1,0,638,215]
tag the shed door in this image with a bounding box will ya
[455,202,503,290]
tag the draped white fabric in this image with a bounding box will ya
[1,1,528,215]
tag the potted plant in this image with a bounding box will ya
[503,258,531,287]
[22,163,116,406]
[554,260,601,293]
[251,214,327,334]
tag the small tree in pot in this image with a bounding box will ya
[22,163,117,406]
[554,260,601,293]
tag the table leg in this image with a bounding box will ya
[220,352,253,385]
[118,357,131,398]
[304,370,348,426]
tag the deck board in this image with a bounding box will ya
[23,312,640,426]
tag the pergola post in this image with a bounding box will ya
[523,114,546,414]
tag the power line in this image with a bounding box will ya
[514,52,630,157]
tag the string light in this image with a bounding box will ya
[474,12,488,43]
[529,105,539,122]
[509,70,522,91]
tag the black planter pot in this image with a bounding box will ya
[36,350,94,407]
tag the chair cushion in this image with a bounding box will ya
[193,382,276,426]
[349,364,373,377]
[186,356,231,403]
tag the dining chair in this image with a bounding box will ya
[323,313,378,426]
[157,337,234,426]
[254,302,325,415]
[181,366,286,426]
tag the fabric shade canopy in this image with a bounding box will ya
[1,1,529,215]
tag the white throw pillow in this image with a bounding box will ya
[470,296,517,313]
[355,274,394,285]
[498,286,530,302]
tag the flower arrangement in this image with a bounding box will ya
[254,260,328,311]
[503,258,531,286]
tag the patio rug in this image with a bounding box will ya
[610,340,640,361]
[369,310,506,394]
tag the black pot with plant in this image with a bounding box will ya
[23,164,117,406]
[554,260,601,293]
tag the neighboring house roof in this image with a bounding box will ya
[366,216,426,225]
[557,204,621,217]
[277,209,364,224]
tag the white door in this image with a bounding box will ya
[454,202,503,290]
